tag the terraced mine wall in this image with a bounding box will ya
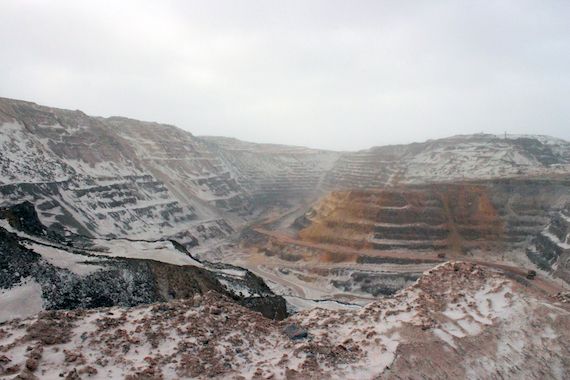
[202,136,340,207]
[3,98,570,240]
[0,98,260,251]
[322,135,570,188]
[239,177,570,298]
[528,202,570,283]
[3,97,570,290]
[296,179,570,261]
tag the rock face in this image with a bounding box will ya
[0,262,568,379]
[322,134,570,188]
[204,133,570,200]
[1,97,570,378]
[237,178,569,301]
[0,98,247,250]
[0,201,49,237]
[529,202,570,283]
[296,180,570,254]
[2,97,569,252]
[0,202,287,321]
[202,136,341,206]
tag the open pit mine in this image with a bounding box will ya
[1,97,570,379]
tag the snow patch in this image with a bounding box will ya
[0,278,44,322]
[24,242,104,275]
[90,239,204,267]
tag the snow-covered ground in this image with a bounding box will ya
[0,278,44,322]
[0,262,568,379]
[89,238,204,267]
[23,242,104,275]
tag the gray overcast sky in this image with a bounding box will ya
[1,0,569,150]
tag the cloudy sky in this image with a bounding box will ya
[1,0,569,150]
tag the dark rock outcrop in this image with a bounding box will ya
[0,202,287,320]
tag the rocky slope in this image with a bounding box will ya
[529,202,570,283]
[2,97,570,378]
[2,98,570,299]
[0,262,568,379]
[201,137,340,206]
[2,97,569,251]
[0,98,334,252]
[235,177,570,303]
[294,179,569,280]
[0,202,287,322]
[323,134,570,188]
[0,98,245,251]
[296,179,570,255]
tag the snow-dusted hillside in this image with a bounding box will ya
[2,98,569,251]
[0,98,245,249]
[0,98,341,249]
[323,134,570,189]
[2,97,570,379]
[0,262,568,379]
[204,133,570,202]
[404,134,570,182]
[0,201,287,323]
[201,136,340,205]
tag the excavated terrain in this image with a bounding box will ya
[2,97,570,253]
[2,97,570,378]
[0,98,245,250]
[322,134,570,188]
[296,182,561,255]
[529,202,570,283]
[236,178,570,303]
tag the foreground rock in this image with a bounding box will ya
[0,202,287,321]
[0,262,568,379]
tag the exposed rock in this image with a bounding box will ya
[2,97,570,379]
[0,202,287,321]
[283,324,308,340]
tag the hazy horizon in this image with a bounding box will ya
[1,0,569,150]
